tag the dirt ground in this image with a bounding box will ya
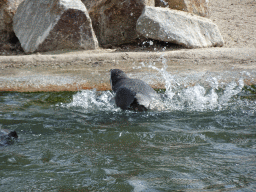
[0,0,255,92]
[209,0,256,48]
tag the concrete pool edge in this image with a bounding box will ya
[0,47,256,92]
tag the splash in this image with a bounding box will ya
[64,89,118,112]
[161,76,245,111]
[63,57,253,112]
[145,56,250,111]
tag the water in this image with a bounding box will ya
[0,68,256,191]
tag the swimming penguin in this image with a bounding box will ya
[0,128,18,146]
[110,69,159,111]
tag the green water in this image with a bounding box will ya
[0,84,256,191]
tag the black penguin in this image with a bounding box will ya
[0,129,18,146]
[110,69,159,111]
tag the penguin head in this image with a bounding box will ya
[110,69,128,88]
[8,131,18,139]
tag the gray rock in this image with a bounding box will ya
[13,0,98,53]
[136,6,224,48]
[155,0,209,17]
[86,0,154,46]
[0,0,24,42]
[81,0,106,12]
[111,69,159,111]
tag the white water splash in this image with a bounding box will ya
[159,74,244,111]
[65,89,117,112]
[218,78,244,106]
[128,179,149,192]
[65,80,246,112]
[63,57,249,112]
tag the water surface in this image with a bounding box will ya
[0,72,256,191]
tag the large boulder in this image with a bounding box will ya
[13,0,98,53]
[85,0,155,46]
[155,0,209,17]
[0,0,24,42]
[136,6,224,48]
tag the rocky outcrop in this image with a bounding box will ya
[136,6,224,48]
[13,0,98,53]
[87,0,155,46]
[155,0,209,17]
[0,0,24,42]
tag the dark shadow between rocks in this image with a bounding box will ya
[112,39,184,52]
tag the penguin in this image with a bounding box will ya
[0,128,18,146]
[110,69,159,111]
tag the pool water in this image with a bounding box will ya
[0,73,256,191]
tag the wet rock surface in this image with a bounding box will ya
[0,47,255,92]
[155,0,209,17]
[13,0,98,53]
[88,0,154,46]
[137,6,224,48]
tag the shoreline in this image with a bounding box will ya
[0,47,255,92]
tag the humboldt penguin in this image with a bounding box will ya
[0,128,18,146]
[110,69,159,111]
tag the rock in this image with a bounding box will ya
[0,0,24,42]
[136,6,224,48]
[86,0,155,46]
[13,0,98,53]
[81,0,106,12]
[155,0,209,17]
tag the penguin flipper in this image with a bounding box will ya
[115,87,136,110]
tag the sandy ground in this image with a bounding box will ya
[210,0,256,48]
[0,0,255,92]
